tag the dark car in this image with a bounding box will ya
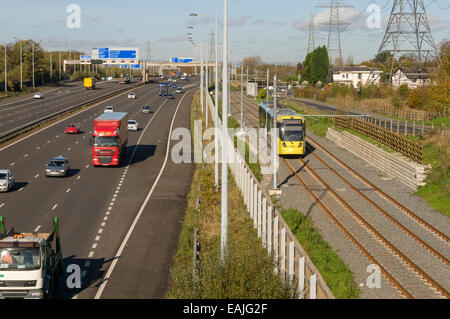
[46,157,70,177]
[167,93,175,99]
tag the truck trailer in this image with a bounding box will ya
[92,112,128,166]
[83,77,96,89]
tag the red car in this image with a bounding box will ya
[65,123,80,134]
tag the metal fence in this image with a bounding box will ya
[206,92,334,299]
[334,116,424,164]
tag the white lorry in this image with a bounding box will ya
[0,216,63,299]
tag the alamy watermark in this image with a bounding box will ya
[66,4,81,29]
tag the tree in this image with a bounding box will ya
[311,46,329,84]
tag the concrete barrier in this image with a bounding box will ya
[326,128,431,190]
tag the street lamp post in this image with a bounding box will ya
[221,0,229,264]
[4,42,7,92]
[272,74,278,190]
[214,0,220,190]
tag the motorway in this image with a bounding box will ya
[0,80,196,298]
[0,80,143,136]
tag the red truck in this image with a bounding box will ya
[92,112,128,166]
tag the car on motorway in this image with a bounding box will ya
[45,157,70,177]
[127,120,138,131]
[183,77,190,82]
[176,88,183,94]
[104,106,114,113]
[33,93,44,99]
[142,105,151,113]
[0,170,15,192]
[167,93,175,99]
[128,92,136,99]
[172,84,177,89]
[65,123,80,134]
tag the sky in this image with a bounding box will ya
[0,0,449,65]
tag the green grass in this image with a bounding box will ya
[424,116,450,126]
[280,209,361,299]
[416,141,450,218]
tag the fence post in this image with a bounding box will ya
[390,119,393,132]
[405,120,408,136]
[397,120,400,134]
[309,274,317,299]
[422,122,424,136]
[273,216,279,273]
[262,198,267,247]
[298,257,305,299]
[257,190,262,238]
[267,206,273,255]
[288,241,295,286]
[280,228,286,281]
[413,121,416,137]
[249,178,254,218]
[253,184,258,229]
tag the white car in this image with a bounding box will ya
[128,120,138,131]
[0,169,15,192]
[104,106,114,113]
[33,93,44,99]
[128,92,136,99]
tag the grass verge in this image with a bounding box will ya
[166,91,295,298]
[279,208,361,299]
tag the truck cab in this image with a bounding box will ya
[0,217,62,299]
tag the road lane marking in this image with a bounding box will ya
[34,174,39,178]
[92,243,97,249]
[66,188,71,193]
[94,90,187,299]
[88,251,94,258]
[95,236,100,241]
[10,162,15,166]
[34,225,41,232]
[18,187,24,192]
[52,204,58,210]
[0,203,4,208]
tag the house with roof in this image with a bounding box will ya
[391,67,432,89]
[332,66,382,87]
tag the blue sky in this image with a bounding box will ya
[1,0,449,64]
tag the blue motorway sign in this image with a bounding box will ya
[170,57,193,63]
[120,65,128,68]
[131,64,141,69]
[80,55,91,60]
[98,48,110,59]
[110,50,137,59]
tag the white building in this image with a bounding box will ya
[332,66,382,87]
[391,67,431,89]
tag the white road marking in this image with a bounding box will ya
[92,243,97,249]
[52,204,58,210]
[24,154,29,157]
[95,92,185,299]
[10,162,15,166]
[101,222,106,227]
[77,175,81,179]
[0,203,4,208]
[36,146,40,149]
[88,251,94,258]
[95,236,100,241]
[18,187,24,192]
[34,225,41,232]
[66,188,71,193]
[103,216,108,221]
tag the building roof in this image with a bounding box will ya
[332,66,381,73]
[395,67,430,80]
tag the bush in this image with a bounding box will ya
[256,88,267,101]
[399,84,409,99]
[407,88,428,110]
[391,95,402,109]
